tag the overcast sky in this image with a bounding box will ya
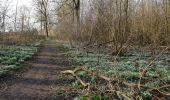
[3,0,35,31]
[12,0,32,7]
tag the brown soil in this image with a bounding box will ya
[0,41,76,100]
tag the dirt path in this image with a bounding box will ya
[0,41,75,100]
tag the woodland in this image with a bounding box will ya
[0,0,170,100]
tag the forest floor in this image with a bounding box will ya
[0,40,169,100]
[0,40,76,100]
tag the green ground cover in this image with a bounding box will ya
[67,50,170,82]
[64,44,170,99]
[0,42,41,77]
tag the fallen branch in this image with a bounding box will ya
[61,68,110,81]
[61,67,170,99]
[138,46,170,89]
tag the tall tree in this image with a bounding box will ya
[34,0,49,37]
[0,0,11,32]
[73,0,80,36]
[19,6,30,32]
[14,0,18,32]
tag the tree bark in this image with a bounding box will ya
[73,0,80,36]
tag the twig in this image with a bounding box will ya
[138,46,170,89]
[62,66,170,99]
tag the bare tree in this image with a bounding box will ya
[19,6,30,32]
[34,0,50,37]
[0,0,11,32]
[14,0,18,32]
[73,0,80,36]
[55,0,170,49]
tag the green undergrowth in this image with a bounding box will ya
[55,43,70,52]
[67,50,170,82]
[63,44,170,99]
[0,41,42,78]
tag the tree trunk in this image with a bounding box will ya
[2,14,5,32]
[14,0,18,32]
[45,16,49,37]
[73,0,80,37]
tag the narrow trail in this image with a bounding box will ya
[0,41,75,100]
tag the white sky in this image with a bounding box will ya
[2,0,35,31]
[12,0,32,7]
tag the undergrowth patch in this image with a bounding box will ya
[64,44,170,99]
[0,41,42,78]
